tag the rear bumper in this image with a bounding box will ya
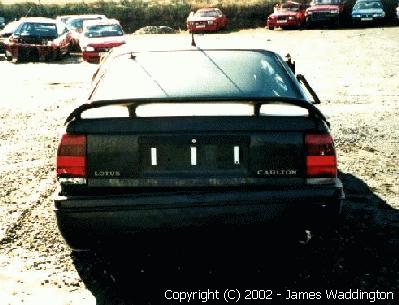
[188,24,219,32]
[6,43,56,60]
[267,19,302,28]
[306,13,340,23]
[54,180,344,248]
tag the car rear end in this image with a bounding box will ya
[187,19,218,32]
[187,8,223,32]
[305,3,342,26]
[267,13,302,29]
[54,48,344,250]
[6,19,59,61]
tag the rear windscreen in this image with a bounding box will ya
[84,24,123,38]
[92,50,304,101]
[17,22,57,37]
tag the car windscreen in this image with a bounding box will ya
[354,1,382,9]
[92,50,303,101]
[84,24,123,38]
[17,22,57,38]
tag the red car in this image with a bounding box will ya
[186,8,227,32]
[0,20,23,55]
[79,19,126,63]
[66,15,107,51]
[267,1,308,30]
[4,17,71,62]
[305,0,344,26]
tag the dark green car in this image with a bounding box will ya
[54,44,344,250]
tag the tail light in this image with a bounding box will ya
[305,134,337,179]
[57,134,87,178]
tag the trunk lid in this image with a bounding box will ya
[65,116,322,189]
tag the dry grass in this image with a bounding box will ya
[2,0,272,4]
[1,0,97,3]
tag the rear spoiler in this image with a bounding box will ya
[65,97,328,125]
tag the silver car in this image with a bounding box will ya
[351,0,385,24]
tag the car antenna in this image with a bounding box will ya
[25,5,33,17]
[191,32,196,47]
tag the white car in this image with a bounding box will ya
[66,14,107,51]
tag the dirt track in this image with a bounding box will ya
[0,27,398,304]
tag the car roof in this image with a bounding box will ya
[20,17,56,24]
[68,15,106,21]
[56,15,81,18]
[282,1,302,5]
[83,18,120,27]
[197,7,221,11]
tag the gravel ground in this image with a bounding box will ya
[0,27,398,305]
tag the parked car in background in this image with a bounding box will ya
[0,19,23,54]
[66,14,107,51]
[352,0,385,24]
[80,19,125,63]
[4,17,71,62]
[267,1,308,30]
[54,44,344,250]
[396,2,399,20]
[0,17,5,29]
[56,15,79,25]
[186,8,227,32]
[305,0,344,26]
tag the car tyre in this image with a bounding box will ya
[333,17,340,28]
[268,25,274,30]
[55,48,62,60]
